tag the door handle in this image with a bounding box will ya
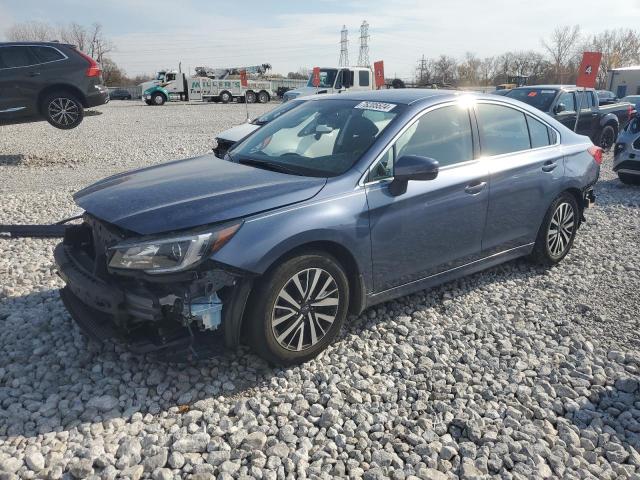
[542,160,557,172]
[28,72,41,77]
[464,181,487,195]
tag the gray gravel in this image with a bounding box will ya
[0,102,639,479]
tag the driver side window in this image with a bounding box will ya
[557,92,576,112]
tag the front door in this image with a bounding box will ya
[476,102,564,253]
[553,90,577,131]
[365,103,489,292]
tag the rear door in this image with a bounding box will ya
[478,101,564,254]
[0,45,40,117]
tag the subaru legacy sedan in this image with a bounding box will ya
[55,90,601,364]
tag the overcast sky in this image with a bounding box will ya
[1,0,639,79]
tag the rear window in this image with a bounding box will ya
[506,88,557,112]
[30,46,65,63]
[0,46,38,69]
[477,103,530,156]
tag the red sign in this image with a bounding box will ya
[374,60,385,89]
[576,52,602,89]
[240,70,248,87]
[312,67,321,87]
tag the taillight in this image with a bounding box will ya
[588,146,603,165]
[76,49,101,77]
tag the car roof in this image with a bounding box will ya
[310,89,458,105]
[0,41,74,48]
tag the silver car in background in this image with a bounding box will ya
[614,117,640,185]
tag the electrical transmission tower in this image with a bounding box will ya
[416,55,429,85]
[358,21,370,67]
[339,25,349,67]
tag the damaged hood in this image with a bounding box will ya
[74,154,326,235]
[215,122,260,143]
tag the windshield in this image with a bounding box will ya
[307,69,338,88]
[231,99,404,177]
[506,88,558,112]
[252,100,305,126]
[155,71,166,81]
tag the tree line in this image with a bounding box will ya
[414,26,640,88]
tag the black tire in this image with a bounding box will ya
[151,92,166,106]
[246,252,349,365]
[144,100,153,106]
[598,124,617,150]
[219,91,232,104]
[530,192,579,266]
[619,172,640,185]
[41,92,84,129]
[245,90,257,104]
[257,90,270,103]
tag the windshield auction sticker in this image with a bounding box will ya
[354,101,396,112]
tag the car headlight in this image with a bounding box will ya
[108,222,241,274]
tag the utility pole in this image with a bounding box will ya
[339,25,349,67]
[357,21,370,67]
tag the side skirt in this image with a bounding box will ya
[365,243,534,308]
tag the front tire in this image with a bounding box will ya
[246,253,349,365]
[598,125,617,150]
[530,192,579,266]
[619,172,640,185]
[151,92,166,106]
[41,92,84,129]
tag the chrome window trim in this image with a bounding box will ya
[0,44,69,70]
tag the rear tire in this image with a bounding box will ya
[257,90,270,103]
[529,192,579,266]
[619,172,640,185]
[598,125,617,150]
[246,253,349,365]
[41,91,84,129]
[245,90,257,104]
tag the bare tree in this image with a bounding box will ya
[86,23,112,63]
[542,25,581,83]
[59,22,88,51]
[434,55,457,84]
[587,29,640,87]
[478,57,497,86]
[5,21,55,41]
[457,52,481,86]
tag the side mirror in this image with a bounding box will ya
[389,155,439,196]
[554,103,567,114]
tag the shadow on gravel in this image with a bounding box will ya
[568,379,640,468]
[84,110,104,117]
[0,154,24,166]
[0,255,549,439]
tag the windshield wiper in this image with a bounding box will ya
[238,158,302,175]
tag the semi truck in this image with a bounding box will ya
[140,70,306,105]
[282,66,376,102]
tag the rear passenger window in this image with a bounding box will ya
[0,46,37,69]
[527,115,551,148]
[477,103,530,156]
[30,46,65,63]
[359,71,370,87]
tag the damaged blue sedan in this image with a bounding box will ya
[52,90,600,364]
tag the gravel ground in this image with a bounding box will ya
[0,102,639,479]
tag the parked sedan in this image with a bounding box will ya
[596,90,618,105]
[213,98,308,158]
[54,90,601,364]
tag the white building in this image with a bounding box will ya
[606,66,640,98]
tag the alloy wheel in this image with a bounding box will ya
[547,202,575,257]
[271,268,339,352]
[48,98,80,127]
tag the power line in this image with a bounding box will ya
[357,21,370,67]
[338,25,349,67]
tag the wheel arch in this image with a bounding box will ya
[38,84,88,111]
[563,187,584,227]
[234,240,367,346]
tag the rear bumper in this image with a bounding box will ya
[86,86,109,107]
